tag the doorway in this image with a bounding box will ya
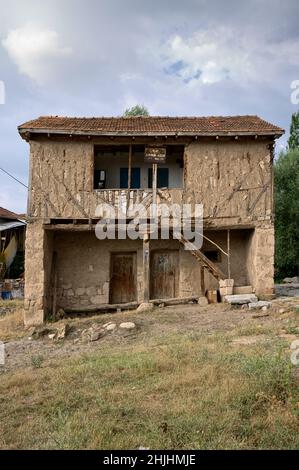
[150,250,179,299]
[110,252,137,303]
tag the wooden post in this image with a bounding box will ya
[152,162,157,218]
[128,144,132,189]
[227,229,231,279]
[143,233,150,302]
[201,266,205,296]
[52,252,58,319]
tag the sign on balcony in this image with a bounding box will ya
[144,146,166,163]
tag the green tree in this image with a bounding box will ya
[288,111,299,150]
[123,105,149,117]
[274,148,299,279]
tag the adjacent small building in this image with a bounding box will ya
[18,115,284,326]
[0,207,26,280]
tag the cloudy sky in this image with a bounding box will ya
[0,0,298,213]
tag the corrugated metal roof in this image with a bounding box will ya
[0,220,26,232]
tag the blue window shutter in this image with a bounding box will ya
[120,168,128,188]
[120,168,140,189]
[148,168,169,188]
[131,168,140,189]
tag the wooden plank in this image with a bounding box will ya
[150,250,179,299]
[128,144,132,189]
[227,229,231,279]
[51,252,57,318]
[152,163,157,216]
[64,301,139,314]
[201,266,205,295]
[150,296,198,306]
[109,252,137,303]
[145,146,166,163]
[143,234,150,302]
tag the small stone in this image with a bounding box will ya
[261,306,268,312]
[224,294,258,305]
[119,322,136,330]
[248,301,271,310]
[283,276,299,284]
[106,323,116,331]
[48,333,56,340]
[27,327,36,337]
[56,323,70,340]
[197,296,209,306]
[158,303,165,308]
[137,302,153,312]
[90,328,105,342]
[279,308,285,314]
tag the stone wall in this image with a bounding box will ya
[246,225,275,296]
[24,220,53,326]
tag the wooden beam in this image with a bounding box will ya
[51,252,58,318]
[143,233,150,302]
[227,229,231,279]
[150,296,199,306]
[152,162,157,217]
[128,144,132,189]
[64,301,139,314]
[202,233,228,257]
[201,266,205,295]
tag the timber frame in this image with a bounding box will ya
[18,115,284,325]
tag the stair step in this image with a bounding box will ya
[233,286,253,295]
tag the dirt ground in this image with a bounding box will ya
[1,297,299,373]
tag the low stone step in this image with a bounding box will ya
[223,294,258,305]
[233,285,253,295]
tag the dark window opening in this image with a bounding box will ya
[94,144,184,190]
[120,168,141,189]
[148,167,169,188]
[94,169,106,189]
[204,250,221,263]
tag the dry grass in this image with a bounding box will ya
[0,325,299,449]
[0,300,24,341]
[0,299,299,449]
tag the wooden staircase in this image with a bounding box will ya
[176,233,225,281]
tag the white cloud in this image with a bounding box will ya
[161,28,299,87]
[2,24,72,84]
[162,29,252,85]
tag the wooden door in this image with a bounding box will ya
[110,252,136,304]
[150,250,179,299]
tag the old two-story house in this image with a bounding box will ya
[18,116,284,326]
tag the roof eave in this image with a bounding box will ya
[18,127,285,139]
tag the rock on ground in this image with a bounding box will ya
[248,301,272,310]
[197,297,209,307]
[137,303,154,312]
[119,322,136,330]
[283,276,299,284]
[224,294,258,305]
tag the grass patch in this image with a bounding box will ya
[0,300,24,341]
[0,328,298,450]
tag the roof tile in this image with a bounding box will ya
[18,115,284,137]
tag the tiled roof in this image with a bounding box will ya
[18,115,284,137]
[0,207,21,220]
